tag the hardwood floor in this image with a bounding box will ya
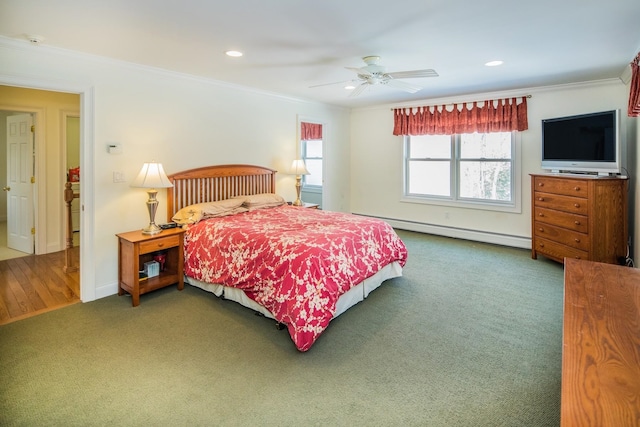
[0,248,80,325]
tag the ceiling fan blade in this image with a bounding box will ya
[385,69,439,79]
[309,80,351,88]
[346,66,373,77]
[384,79,422,93]
[348,83,369,97]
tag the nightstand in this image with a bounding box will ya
[116,227,185,306]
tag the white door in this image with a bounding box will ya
[5,114,35,254]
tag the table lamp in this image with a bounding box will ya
[289,159,310,206]
[131,161,173,235]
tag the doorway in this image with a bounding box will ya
[1,111,35,260]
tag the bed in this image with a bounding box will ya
[166,164,408,351]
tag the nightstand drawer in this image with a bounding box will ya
[534,222,590,252]
[534,192,587,215]
[139,234,180,254]
[534,207,588,233]
[535,237,589,261]
[534,176,588,197]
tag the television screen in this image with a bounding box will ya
[541,110,619,174]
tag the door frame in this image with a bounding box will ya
[0,75,96,303]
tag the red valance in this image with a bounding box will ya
[393,97,528,136]
[301,122,323,140]
[628,53,640,117]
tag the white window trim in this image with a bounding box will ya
[401,132,522,214]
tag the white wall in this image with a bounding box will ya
[0,37,351,301]
[351,80,635,251]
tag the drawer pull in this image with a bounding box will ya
[539,213,544,217]
[539,243,544,248]
[574,203,580,208]
[538,228,544,232]
[574,186,580,191]
[575,238,580,243]
[574,220,580,225]
[538,182,544,187]
[538,197,544,202]
[157,243,165,248]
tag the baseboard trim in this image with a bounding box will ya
[95,282,118,301]
[356,214,532,249]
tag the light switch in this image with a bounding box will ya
[113,171,126,183]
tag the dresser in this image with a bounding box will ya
[531,174,628,264]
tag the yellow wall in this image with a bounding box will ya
[0,85,80,253]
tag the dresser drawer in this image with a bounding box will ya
[139,234,180,254]
[534,222,590,252]
[534,176,588,197]
[534,237,589,262]
[534,207,588,233]
[533,192,588,215]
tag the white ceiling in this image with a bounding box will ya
[1,0,639,108]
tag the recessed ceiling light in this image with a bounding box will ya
[25,34,45,44]
[225,50,243,57]
[345,85,356,90]
[485,60,503,67]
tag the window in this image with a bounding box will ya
[405,131,515,208]
[302,138,323,189]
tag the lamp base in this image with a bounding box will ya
[293,176,303,206]
[142,189,162,235]
[142,223,162,235]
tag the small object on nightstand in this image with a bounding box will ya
[144,261,160,278]
[159,222,178,229]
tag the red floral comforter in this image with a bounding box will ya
[183,205,408,351]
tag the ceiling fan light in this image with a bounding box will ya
[344,85,356,90]
[225,50,243,57]
[485,60,503,67]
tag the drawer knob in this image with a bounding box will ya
[538,213,544,217]
[538,182,544,187]
[538,228,544,232]
[539,243,544,248]
[575,238,580,243]
[574,203,580,208]
[574,186,580,191]
[574,220,580,225]
[538,197,544,202]
[158,243,165,247]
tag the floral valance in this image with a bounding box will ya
[628,52,640,117]
[393,96,528,136]
[301,122,323,140]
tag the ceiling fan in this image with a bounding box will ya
[312,56,438,97]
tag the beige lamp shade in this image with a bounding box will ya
[131,162,173,189]
[289,159,310,176]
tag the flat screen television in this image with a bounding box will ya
[541,109,621,175]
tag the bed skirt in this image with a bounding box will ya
[185,261,404,321]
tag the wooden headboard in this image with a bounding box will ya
[166,164,277,217]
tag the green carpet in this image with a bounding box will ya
[0,230,564,426]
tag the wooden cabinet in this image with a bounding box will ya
[117,227,185,306]
[531,174,628,264]
[561,259,640,426]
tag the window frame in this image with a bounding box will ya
[402,131,522,213]
[300,138,323,193]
